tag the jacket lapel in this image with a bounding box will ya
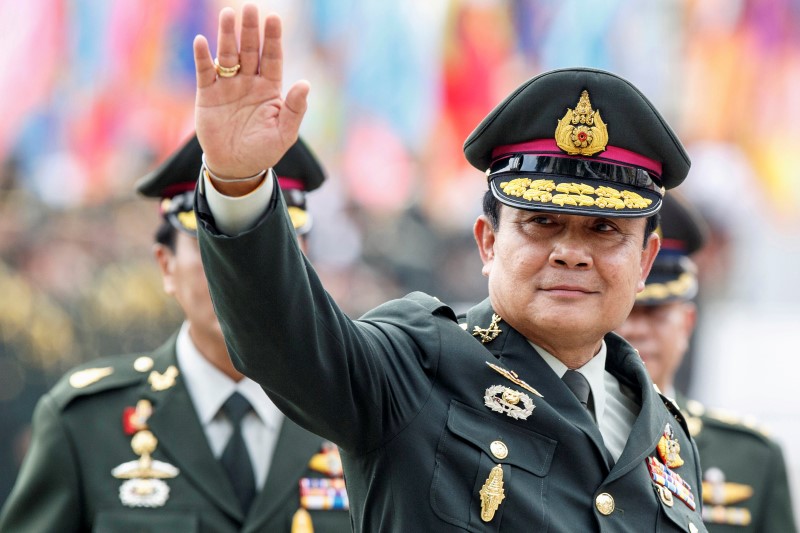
[466,299,613,471]
[141,337,244,523]
[246,417,323,528]
[602,333,666,483]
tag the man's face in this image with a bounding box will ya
[155,231,223,341]
[615,301,696,390]
[474,205,659,353]
[154,229,309,341]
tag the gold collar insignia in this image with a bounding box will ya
[148,365,179,392]
[473,314,502,344]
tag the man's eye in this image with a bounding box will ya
[595,222,616,232]
[531,216,553,225]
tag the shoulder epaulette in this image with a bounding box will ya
[685,400,773,441]
[403,291,458,322]
[703,407,773,440]
[48,353,156,411]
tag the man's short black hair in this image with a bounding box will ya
[155,221,177,251]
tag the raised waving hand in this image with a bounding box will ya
[193,4,309,185]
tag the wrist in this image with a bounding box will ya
[202,154,267,197]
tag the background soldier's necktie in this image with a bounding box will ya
[562,369,594,416]
[220,392,256,515]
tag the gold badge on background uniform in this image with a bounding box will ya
[657,423,684,468]
[479,464,506,522]
[133,356,154,372]
[473,314,502,343]
[301,440,349,512]
[122,399,153,435]
[701,467,753,526]
[308,441,343,477]
[148,365,179,391]
[484,385,535,420]
[112,429,179,508]
[69,367,114,388]
[291,508,314,533]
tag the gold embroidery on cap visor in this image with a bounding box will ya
[162,194,311,236]
[496,177,654,214]
[287,206,312,235]
[160,194,198,236]
[487,153,664,216]
[636,272,698,303]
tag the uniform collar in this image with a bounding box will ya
[175,322,282,431]
[530,340,608,425]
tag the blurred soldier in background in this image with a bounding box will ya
[617,192,797,532]
[0,135,351,532]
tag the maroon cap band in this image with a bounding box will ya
[491,139,662,177]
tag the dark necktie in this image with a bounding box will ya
[562,369,594,416]
[220,392,256,515]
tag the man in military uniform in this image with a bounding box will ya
[617,193,797,532]
[0,134,352,532]
[190,5,709,531]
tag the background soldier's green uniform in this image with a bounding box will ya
[0,136,352,532]
[681,399,797,532]
[0,340,349,532]
[196,68,709,531]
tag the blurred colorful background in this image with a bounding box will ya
[1,0,799,513]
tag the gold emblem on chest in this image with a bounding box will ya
[479,464,506,522]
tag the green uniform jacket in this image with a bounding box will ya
[195,186,708,532]
[0,334,351,533]
[678,396,797,532]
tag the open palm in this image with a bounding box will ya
[193,4,309,179]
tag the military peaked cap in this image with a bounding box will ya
[464,68,690,217]
[637,191,709,305]
[136,134,326,236]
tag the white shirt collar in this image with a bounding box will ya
[530,340,608,424]
[175,322,282,431]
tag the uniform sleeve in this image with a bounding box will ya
[0,394,83,533]
[758,439,798,533]
[201,166,274,235]
[196,183,441,454]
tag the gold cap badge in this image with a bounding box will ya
[555,90,608,156]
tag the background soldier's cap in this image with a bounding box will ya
[637,191,709,305]
[464,67,690,217]
[136,134,326,236]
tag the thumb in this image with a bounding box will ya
[279,80,310,142]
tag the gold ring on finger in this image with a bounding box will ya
[214,58,241,78]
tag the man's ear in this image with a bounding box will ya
[474,215,497,278]
[153,243,176,295]
[683,302,697,335]
[637,232,661,292]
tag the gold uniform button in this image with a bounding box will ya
[595,493,615,515]
[134,356,154,372]
[489,440,508,460]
